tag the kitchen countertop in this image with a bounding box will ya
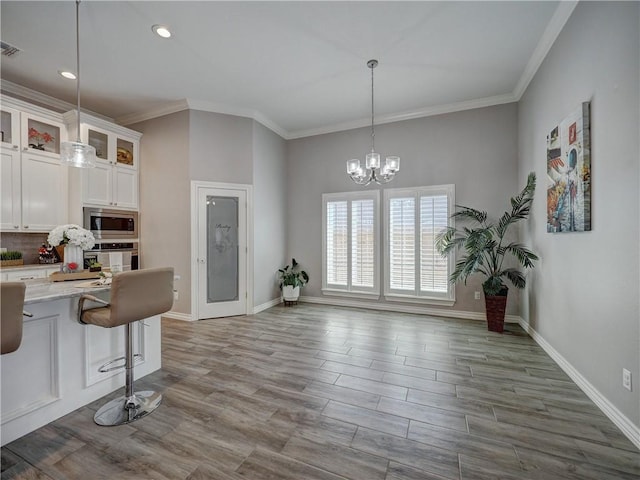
[1,263,62,272]
[24,278,110,305]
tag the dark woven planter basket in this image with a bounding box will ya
[484,288,508,333]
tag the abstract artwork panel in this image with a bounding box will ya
[546,102,591,233]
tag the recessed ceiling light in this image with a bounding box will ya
[152,24,171,38]
[59,70,76,80]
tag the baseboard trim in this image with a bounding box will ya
[298,295,521,324]
[518,318,640,450]
[254,297,282,314]
[162,311,194,322]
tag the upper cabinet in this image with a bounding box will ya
[1,106,20,148]
[0,97,68,233]
[65,112,141,212]
[21,112,62,159]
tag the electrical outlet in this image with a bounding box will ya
[173,290,179,301]
[623,368,632,391]
[474,291,481,300]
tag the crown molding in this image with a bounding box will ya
[287,93,517,140]
[1,79,75,113]
[513,1,578,100]
[0,79,113,122]
[116,99,190,127]
[186,99,289,139]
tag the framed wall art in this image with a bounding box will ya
[546,102,591,233]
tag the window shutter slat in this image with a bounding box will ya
[389,197,415,290]
[420,195,449,292]
[326,201,348,285]
[352,199,375,288]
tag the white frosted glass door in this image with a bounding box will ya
[197,187,246,319]
[207,196,238,303]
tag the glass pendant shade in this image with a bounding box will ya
[60,141,96,168]
[385,156,400,172]
[61,0,95,168]
[365,152,380,169]
[347,159,360,174]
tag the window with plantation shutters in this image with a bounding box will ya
[323,191,379,296]
[384,185,455,304]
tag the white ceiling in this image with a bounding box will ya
[0,1,573,139]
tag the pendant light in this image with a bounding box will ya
[346,59,400,185]
[60,0,96,168]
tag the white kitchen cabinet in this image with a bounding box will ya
[1,106,20,148]
[1,146,21,231]
[65,112,140,213]
[5,268,48,281]
[0,98,68,233]
[21,152,68,231]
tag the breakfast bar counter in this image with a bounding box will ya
[0,278,162,445]
[23,277,111,304]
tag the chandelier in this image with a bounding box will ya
[60,0,96,168]
[346,59,400,185]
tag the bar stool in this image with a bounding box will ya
[1,282,32,355]
[78,267,174,426]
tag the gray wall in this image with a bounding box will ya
[189,110,253,184]
[518,2,639,425]
[132,110,191,314]
[286,103,520,315]
[252,121,288,307]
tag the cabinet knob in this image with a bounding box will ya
[13,225,19,229]
[23,225,29,229]
[12,145,19,150]
[22,147,28,151]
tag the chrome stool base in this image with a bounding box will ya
[94,390,162,426]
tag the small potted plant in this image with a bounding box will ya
[435,172,539,333]
[1,251,23,267]
[89,261,102,272]
[278,258,309,304]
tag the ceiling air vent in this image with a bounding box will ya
[1,41,21,57]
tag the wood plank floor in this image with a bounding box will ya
[2,304,639,479]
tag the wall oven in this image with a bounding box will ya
[84,242,139,271]
[83,207,138,240]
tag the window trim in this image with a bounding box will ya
[383,184,456,306]
[322,190,380,297]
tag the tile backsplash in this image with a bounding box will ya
[1,232,50,265]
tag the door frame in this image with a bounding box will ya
[190,180,253,320]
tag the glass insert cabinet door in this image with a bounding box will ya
[206,195,239,303]
[196,186,247,319]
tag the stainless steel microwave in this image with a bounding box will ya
[83,208,138,240]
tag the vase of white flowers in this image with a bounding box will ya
[48,224,95,272]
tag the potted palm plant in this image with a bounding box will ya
[278,258,309,304]
[436,172,538,332]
